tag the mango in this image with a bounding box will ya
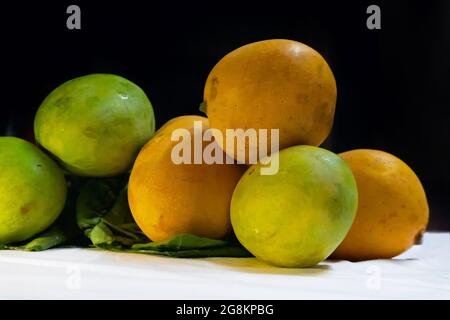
[34,74,155,177]
[332,149,429,261]
[128,116,246,241]
[203,39,337,163]
[0,137,67,244]
[231,145,357,267]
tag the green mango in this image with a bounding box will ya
[34,74,155,177]
[0,137,67,244]
[231,145,358,268]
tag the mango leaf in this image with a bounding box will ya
[130,234,252,257]
[76,177,148,247]
[0,225,69,251]
[101,234,251,258]
[132,234,228,251]
[3,225,70,251]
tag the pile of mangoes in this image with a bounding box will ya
[0,39,429,267]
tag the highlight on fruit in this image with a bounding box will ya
[0,39,429,269]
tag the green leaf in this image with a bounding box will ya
[132,234,228,251]
[199,101,207,114]
[76,177,148,247]
[116,246,251,258]
[89,222,115,246]
[0,224,69,252]
[76,179,118,230]
[128,234,252,258]
[18,225,69,251]
[97,234,252,258]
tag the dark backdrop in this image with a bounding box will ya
[0,1,449,229]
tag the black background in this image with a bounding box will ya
[0,1,449,230]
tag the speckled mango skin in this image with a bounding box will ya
[332,149,429,261]
[203,39,337,163]
[128,116,246,242]
[231,146,358,268]
[0,137,67,244]
[34,74,155,177]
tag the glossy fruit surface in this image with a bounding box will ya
[231,145,357,267]
[128,116,245,241]
[0,137,67,244]
[34,74,155,177]
[203,39,337,163]
[332,149,429,261]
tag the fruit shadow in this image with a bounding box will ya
[204,257,331,276]
[327,257,418,264]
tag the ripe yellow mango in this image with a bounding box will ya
[203,39,337,163]
[128,116,245,241]
[332,149,429,261]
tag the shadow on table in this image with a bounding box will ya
[327,257,419,264]
[204,257,331,276]
[205,256,420,275]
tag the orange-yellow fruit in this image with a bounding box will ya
[203,39,337,163]
[332,149,429,261]
[128,115,245,241]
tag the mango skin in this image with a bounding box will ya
[128,116,246,242]
[204,39,337,163]
[231,145,358,268]
[332,149,429,261]
[0,137,67,244]
[34,74,155,177]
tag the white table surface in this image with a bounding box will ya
[0,232,449,300]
